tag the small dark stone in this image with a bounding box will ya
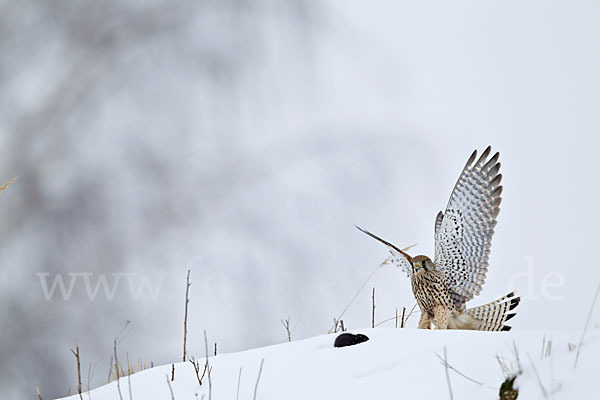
[334,333,369,348]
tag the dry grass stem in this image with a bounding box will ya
[331,318,347,333]
[183,269,191,362]
[401,307,406,328]
[107,356,114,383]
[70,345,83,400]
[528,353,549,398]
[190,358,208,386]
[253,359,265,400]
[207,366,212,400]
[541,336,552,359]
[127,368,133,400]
[497,341,523,378]
[108,358,150,382]
[441,347,454,400]
[113,340,124,400]
[165,374,175,400]
[371,287,376,328]
[236,367,242,400]
[574,281,600,368]
[435,352,482,386]
[204,330,212,400]
[86,361,95,396]
[0,177,16,195]
[281,317,292,342]
[328,260,384,333]
[403,304,418,324]
[374,305,417,328]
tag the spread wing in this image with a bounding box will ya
[355,226,413,277]
[434,146,503,310]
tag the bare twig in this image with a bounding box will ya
[207,366,212,400]
[540,337,553,359]
[541,335,546,360]
[214,343,217,356]
[117,321,132,343]
[281,317,292,342]
[35,384,43,400]
[125,353,133,400]
[435,352,482,386]
[204,331,209,364]
[165,374,175,400]
[87,360,100,398]
[86,364,92,400]
[190,358,208,386]
[253,359,265,400]
[442,347,454,400]
[114,340,124,400]
[127,367,133,400]
[371,287,376,328]
[497,341,523,379]
[513,341,522,374]
[183,269,191,362]
[0,177,16,195]
[204,331,212,400]
[401,307,406,328]
[171,364,175,381]
[236,367,242,400]
[70,345,83,400]
[107,356,114,383]
[403,303,418,324]
[331,318,340,333]
[574,281,600,368]
[331,318,347,333]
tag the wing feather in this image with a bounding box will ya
[434,146,503,310]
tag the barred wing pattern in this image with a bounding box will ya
[434,146,503,310]
[388,248,413,278]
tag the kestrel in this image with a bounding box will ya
[358,146,520,330]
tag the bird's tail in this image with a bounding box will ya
[465,292,521,331]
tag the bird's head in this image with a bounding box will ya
[412,255,433,275]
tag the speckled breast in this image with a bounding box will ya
[411,271,454,315]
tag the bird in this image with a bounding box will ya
[357,146,520,331]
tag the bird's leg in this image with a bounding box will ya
[433,305,448,329]
[418,312,431,329]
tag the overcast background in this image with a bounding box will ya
[1,0,599,398]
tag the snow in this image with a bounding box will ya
[58,328,600,400]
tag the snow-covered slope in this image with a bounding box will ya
[59,328,599,400]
